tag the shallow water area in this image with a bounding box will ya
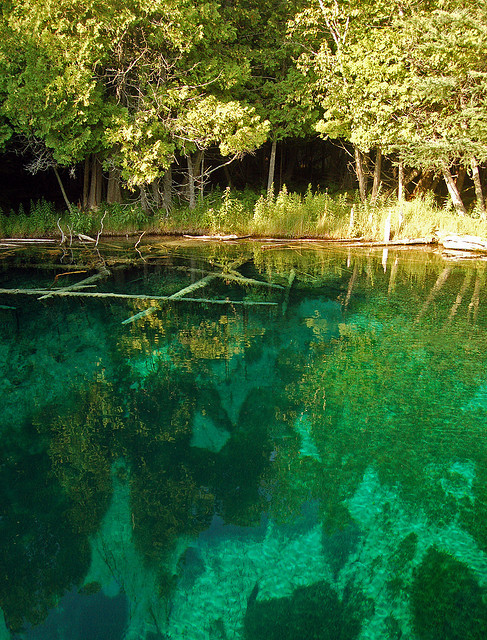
[1,238,487,640]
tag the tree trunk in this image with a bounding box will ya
[398,161,404,203]
[83,157,90,209]
[267,139,277,197]
[88,154,103,210]
[471,156,486,219]
[151,179,160,209]
[223,164,233,189]
[371,147,382,204]
[279,144,284,192]
[95,158,103,206]
[163,166,173,213]
[456,166,467,194]
[199,151,205,203]
[354,146,367,203]
[412,170,436,197]
[187,154,196,210]
[442,164,467,215]
[139,185,149,212]
[53,166,73,212]
[107,166,122,204]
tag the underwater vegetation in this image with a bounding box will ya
[244,581,365,640]
[411,547,487,640]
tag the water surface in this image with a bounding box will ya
[1,240,487,640]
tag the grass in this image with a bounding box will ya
[2,187,487,242]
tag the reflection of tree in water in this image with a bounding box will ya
[0,440,90,631]
[269,260,487,550]
[8,300,280,628]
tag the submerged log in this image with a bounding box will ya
[216,271,284,290]
[38,267,111,300]
[0,288,278,306]
[167,274,218,299]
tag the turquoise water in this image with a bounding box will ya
[1,241,487,640]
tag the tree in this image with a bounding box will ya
[291,0,487,212]
[397,8,487,215]
[0,0,270,211]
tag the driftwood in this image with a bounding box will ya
[120,258,281,323]
[183,234,251,241]
[440,234,487,252]
[0,238,57,243]
[341,237,435,248]
[121,274,219,324]
[260,237,431,250]
[260,237,365,244]
[121,306,161,325]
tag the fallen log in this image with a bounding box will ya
[183,234,251,241]
[122,274,219,324]
[168,274,218,299]
[282,269,296,316]
[0,238,57,243]
[215,271,284,290]
[440,234,487,252]
[38,267,111,300]
[0,288,278,306]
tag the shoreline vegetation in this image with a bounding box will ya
[2,188,487,248]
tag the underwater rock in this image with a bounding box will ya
[411,546,487,640]
[177,546,206,591]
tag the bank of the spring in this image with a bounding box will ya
[2,188,487,244]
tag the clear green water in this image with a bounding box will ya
[1,241,487,640]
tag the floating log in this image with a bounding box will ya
[122,274,219,324]
[183,234,251,241]
[0,238,57,243]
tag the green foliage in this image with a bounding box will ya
[0,199,58,237]
[104,110,175,189]
[175,96,269,157]
[411,547,487,640]
[251,186,352,237]
[202,187,249,233]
